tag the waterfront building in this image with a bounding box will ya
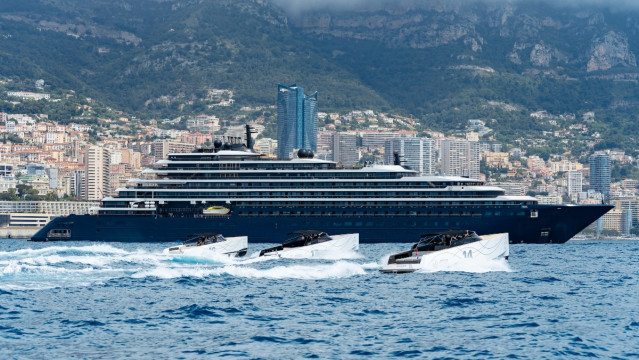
[613,199,639,227]
[440,139,480,179]
[590,153,611,202]
[0,201,96,215]
[277,84,318,159]
[384,138,435,175]
[84,145,110,201]
[601,208,632,235]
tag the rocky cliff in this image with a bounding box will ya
[290,0,639,74]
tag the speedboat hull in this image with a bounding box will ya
[261,233,359,258]
[162,236,248,257]
[380,233,509,273]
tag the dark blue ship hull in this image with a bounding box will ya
[31,204,612,243]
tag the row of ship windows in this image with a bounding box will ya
[161,173,411,180]
[133,182,472,189]
[234,201,530,206]
[102,201,531,207]
[234,210,527,217]
[163,163,334,170]
[117,192,501,198]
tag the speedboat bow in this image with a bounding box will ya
[259,230,359,258]
[162,233,248,257]
[380,230,509,273]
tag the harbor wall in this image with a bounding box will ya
[0,227,40,239]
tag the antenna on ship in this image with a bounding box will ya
[245,124,256,150]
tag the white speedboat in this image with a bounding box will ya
[380,230,509,273]
[259,230,359,258]
[163,233,248,257]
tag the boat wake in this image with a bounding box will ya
[0,244,511,290]
[133,260,373,280]
[0,244,370,290]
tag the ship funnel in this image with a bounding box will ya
[393,152,401,166]
[245,124,256,150]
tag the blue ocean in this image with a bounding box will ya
[1,239,638,359]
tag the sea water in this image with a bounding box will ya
[1,239,638,359]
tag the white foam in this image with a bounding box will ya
[164,251,242,266]
[132,260,368,280]
[220,261,367,279]
[0,244,129,258]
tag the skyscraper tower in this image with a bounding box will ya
[332,132,359,167]
[84,145,110,201]
[440,139,480,179]
[277,84,318,159]
[590,153,611,202]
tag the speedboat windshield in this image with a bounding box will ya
[412,230,479,251]
[283,230,331,246]
[183,233,225,245]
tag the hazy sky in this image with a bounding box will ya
[270,0,639,15]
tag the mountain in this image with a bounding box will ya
[0,0,388,113]
[1,0,639,152]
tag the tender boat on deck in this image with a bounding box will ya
[259,230,359,258]
[162,233,248,257]
[202,206,230,215]
[380,230,509,273]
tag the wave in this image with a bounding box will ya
[132,260,368,280]
[0,243,510,291]
[0,244,130,258]
[1,244,373,289]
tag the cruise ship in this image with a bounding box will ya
[32,126,612,243]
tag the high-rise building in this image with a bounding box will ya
[277,84,318,159]
[440,139,480,179]
[84,145,110,201]
[69,169,85,199]
[332,133,359,167]
[590,153,611,202]
[384,138,435,175]
[361,131,416,148]
[567,171,583,197]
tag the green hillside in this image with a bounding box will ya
[1,0,639,154]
